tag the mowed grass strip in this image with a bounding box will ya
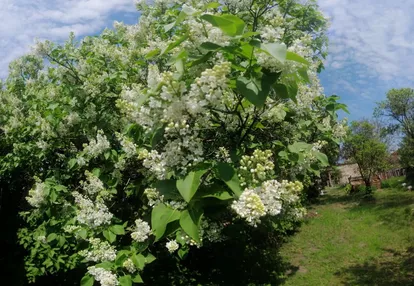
[281,184,414,286]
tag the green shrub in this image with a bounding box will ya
[0,0,345,284]
[381,176,406,189]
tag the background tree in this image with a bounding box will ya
[376,88,414,179]
[342,120,389,193]
[375,88,414,139]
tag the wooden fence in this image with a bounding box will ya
[348,168,406,189]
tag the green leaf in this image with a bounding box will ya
[151,127,164,148]
[132,273,144,283]
[161,34,189,55]
[103,229,116,243]
[154,180,181,200]
[164,22,175,32]
[119,275,132,286]
[78,229,87,240]
[188,52,214,67]
[176,169,208,202]
[109,225,125,235]
[288,142,312,153]
[115,251,129,266]
[95,261,113,270]
[237,43,254,59]
[273,83,289,99]
[145,49,160,59]
[200,42,222,51]
[204,2,221,9]
[310,162,320,171]
[285,80,298,102]
[197,184,233,200]
[80,274,94,286]
[314,151,330,167]
[180,208,203,243]
[216,162,242,197]
[47,233,57,243]
[236,77,268,108]
[151,204,181,241]
[261,42,287,63]
[278,151,288,157]
[131,253,146,270]
[200,14,245,36]
[178,247,189,259]
[298,68,310,83]
[286,51,309,65]
[145,253,156,264]
[68,158,77,170]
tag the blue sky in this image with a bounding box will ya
[1,0,413,122]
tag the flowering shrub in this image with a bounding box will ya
[0,0,347,284]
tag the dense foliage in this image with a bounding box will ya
[0,0,346,284]
[376,88,414,170]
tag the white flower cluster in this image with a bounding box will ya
[187,62,232,114]
[231,189,266,226]
[116,132,137,158]
[26,180,47,208]
[333,123,348,139]
[166,240,179,253]
[81,171,105,196]
[80,238,117,262]
[138,149,167,180]
[165,200,187,210]
[88,266,119,286]
[63,225,81,234]
[183,17,231,49]
[311,140,327,152]
[73,192,113,228]
[144,188,164,206]
[216,147,231,163]
[231,180,303,226]
[263,103,287,123]
[239,150,275,187]
[123,258,137,273]
[36,235,47,244]
[77,130,110,166]
[131,219,152,242]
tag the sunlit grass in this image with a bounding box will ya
[281,184,414,285]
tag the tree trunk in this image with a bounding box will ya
[365,179,372,194]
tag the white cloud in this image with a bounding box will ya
[0,0,137,78]
[318,0,414,83]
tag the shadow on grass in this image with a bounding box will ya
[143,231,299,286]
[335,247,414,286]
[311,188,366,207]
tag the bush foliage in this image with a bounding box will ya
[0,0,347,284]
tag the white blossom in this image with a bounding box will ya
[231,189,266,226]
[73,192,113,228]
[88,266,119,286]
[131,219,151,242]
[82,130,110,159]
[123,258,136,273]
[80,238,117,262]
[166,240,179,253]
[26,181,47,208]
[81,171,105,196]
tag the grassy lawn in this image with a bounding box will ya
[280,182,414,285]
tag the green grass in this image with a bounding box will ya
[280,185,414,285]
[381,176,406,189]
